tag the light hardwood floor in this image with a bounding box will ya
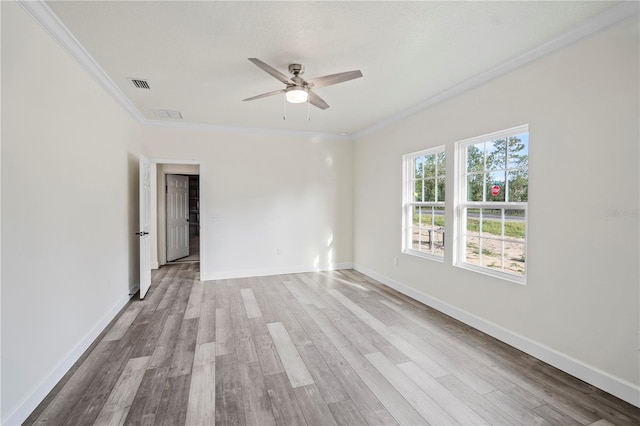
[27,264,639,425]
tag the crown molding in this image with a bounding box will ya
[354,1,640,139]
[142,119,354,141]
[17,0,146,123]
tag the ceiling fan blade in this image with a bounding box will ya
[248,58,293,85]
[243,89,285,102]
[308,91,330,110]
[306,70,363,89]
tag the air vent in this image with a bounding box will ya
[128,78,150,89]
[153,109,183,120]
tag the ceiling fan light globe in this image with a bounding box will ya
[285,87,308,104]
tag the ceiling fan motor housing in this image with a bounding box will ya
[288,63,304,76]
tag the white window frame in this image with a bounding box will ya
[454,125,528,284]
[402,146,446,261]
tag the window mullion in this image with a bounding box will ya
[501,209,506,272]
[478,207,483,266]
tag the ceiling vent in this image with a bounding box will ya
[153,109,183,120]
[128,78,150,89]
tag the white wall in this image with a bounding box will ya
[354,17,639,403]
[142,126,354,281]
[1,2,141,422]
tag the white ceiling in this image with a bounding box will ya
[44,1,630,136]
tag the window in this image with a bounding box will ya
[455,125,528,283]
[403,146,446,260]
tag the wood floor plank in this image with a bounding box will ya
[214,280,232,309]
[169,317,198,377]
[264,372,308,426]
[103,303,143,341]
[123,366,170,426]
[229,283,253,331]
[169,275,193,315]
[215,353,246,426]
[297,343,348,404]
[32,341,118,425]
[240,287,263,318]
[336,344,426,425]
[588,419,618,426]
[533,403,583,426]
[590,388,640,422]
[266,322,315,388]
[294,384,338,426]
[185,342,216,426]
[323,309,379,354]
[156,275,180,311]
[391,323,490,386]
[398,360,489,425]
[238,361,276,426]
[438,374,522,425]
[131,308,170,358]
[184,280,204,319]
[202,280,216,302]
[154,373,192,426]
[289,274,325,308]
[249,277,280,323]
[248,318,285,376]
[365,351,458,425]
[215,308,234,356]
[301,304,353,348]
[196,300,216,344]
[327,399,368,426]
[282,279,312,305]
[359,330,411,365]
[234,327,259,365]
[93,356,151,425]
[62,346,134,426]
[311,336,398,426]
[484,389,552,425]
[330,287,459,385]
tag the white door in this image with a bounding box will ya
[138,155,151,299]
[166,174,189,261]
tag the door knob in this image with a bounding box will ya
[136,231,149,236]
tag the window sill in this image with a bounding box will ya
[454,262,526,285]
[403,249,445,263]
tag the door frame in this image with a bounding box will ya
[149,158,203,281]
[165,174,190,262]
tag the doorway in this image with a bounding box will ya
[152,162,201,272]
[166,174,200,263]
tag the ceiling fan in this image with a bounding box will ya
[243,58,363,110]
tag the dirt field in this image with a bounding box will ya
[411,227,525,276]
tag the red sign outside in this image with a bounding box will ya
[491,185,501,197]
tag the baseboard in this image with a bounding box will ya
[1,292,133,426]
[202,262,354,281]
[151,261,159,270]
[353,263,640,408]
